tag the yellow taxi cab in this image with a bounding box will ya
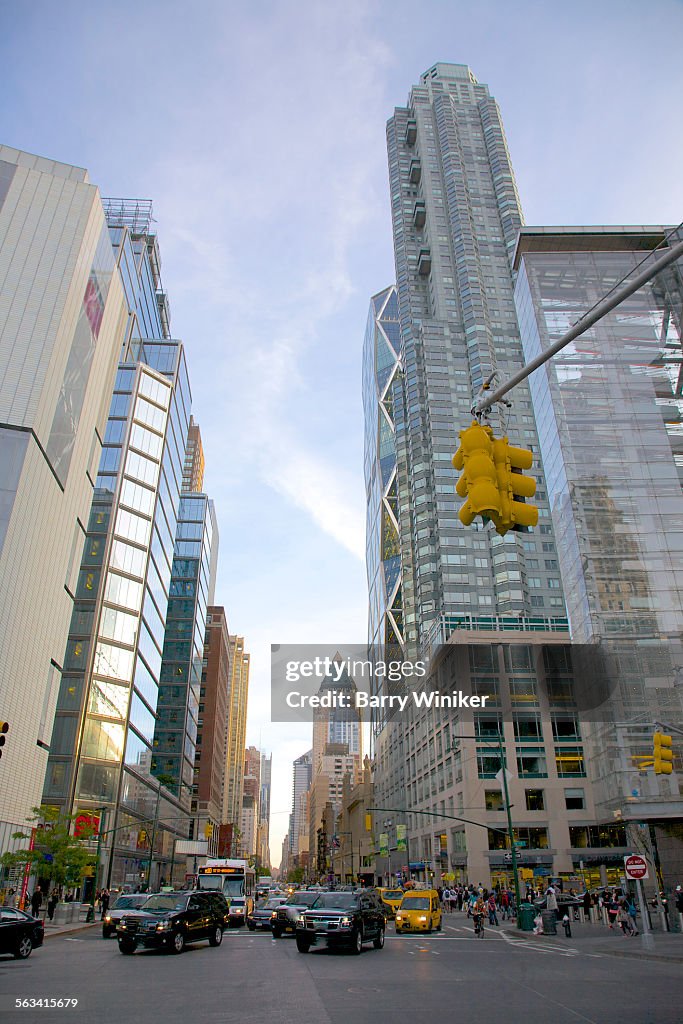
[376,887,405,918]
[395,889,442,933]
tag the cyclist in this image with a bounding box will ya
[473,895,486,937]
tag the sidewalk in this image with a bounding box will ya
[497,916,683,964]
[37,905,101,940]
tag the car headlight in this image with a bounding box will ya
[156,921,171,931]
[232,907,243,914]
[271,911,277,918]
[418,916,427,922]
[104,915,112,923]
[396,915,402,921]
[339,916,351,926]
[295,915,305,926]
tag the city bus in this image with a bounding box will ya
[196,859,255,923]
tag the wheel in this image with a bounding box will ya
[14,935,33,959]
[102,927,112,939]
[170,930,186,954]
[247,922,256,931]
[118,939,136,955]
[435,919,442,932]
[351,928,363,955]
[208,926,223,947]
[373,928,385,950]
[272,926,282,938]
[427,918,433,933]
[295,935,311,953]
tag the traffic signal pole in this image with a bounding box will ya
[473,234,683,418]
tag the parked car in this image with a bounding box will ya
[102,893,151,938]
[247,897,288,931]
[295,890,385,954]
[116,891,229,955]
[0,907,44,959]
[272,891,322,938]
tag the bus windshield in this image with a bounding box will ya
[197,875,244,897]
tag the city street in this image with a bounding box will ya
[1,922,681,1024]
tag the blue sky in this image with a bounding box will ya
[3,0,682,866]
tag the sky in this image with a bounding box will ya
[2,0,683,868]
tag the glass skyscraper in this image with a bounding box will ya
[43,201,196,889]
[365,64,619,889]
[513,227,683,874]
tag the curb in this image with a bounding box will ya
[43,922,99,940]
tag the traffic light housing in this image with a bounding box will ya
[493,437,538,532]
[204,822,213,839]
[453,423,537,535]
[452,422,501,527]
[0,721,8,759]
[653,731,673,774]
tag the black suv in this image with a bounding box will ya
[117,891,229,955]
[295,890,385,954]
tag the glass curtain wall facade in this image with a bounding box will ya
[153,495,215,826]
[513,227,683,851]
[43,205,194,890]
[363,286,407,686]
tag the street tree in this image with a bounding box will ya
[0,805,97,894]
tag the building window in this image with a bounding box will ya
[485,789,503,811]
[555,748,585,777]
[569,824,626,848]
[564,788,585,810]
[517,753,547,778]
[525,789,544,811]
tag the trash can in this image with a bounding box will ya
[518,903,536,932]
[541,910,557,935]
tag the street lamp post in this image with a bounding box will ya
[86,808,106,923]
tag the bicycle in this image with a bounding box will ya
[473,913,485,938]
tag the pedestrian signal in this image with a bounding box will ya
[0,721,8,759]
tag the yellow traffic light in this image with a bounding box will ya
[453,424,538,535]
[653,731,673,774]
[493,437,538,533]
[204,822,213,839]
[365,813,372,833]
[452,422,501,526]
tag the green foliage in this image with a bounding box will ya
[287,867,304,884]
[0,805,97,890]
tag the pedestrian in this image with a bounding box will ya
[47,889,59,921]
[618,901,634,937]
[487,893,499,927]
[449,889,457,913]
[442,887,451,912]
[30,888,42,917]
[100,889,110,918]
[561,912,572,938]
[546,885,559,920]
[606,895,619,930]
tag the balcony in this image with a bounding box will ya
[413,200,426,229]
[404,119,417,146]
[417,248,432,276]
[409,159,421,184]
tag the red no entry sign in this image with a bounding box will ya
[624,854,649,880]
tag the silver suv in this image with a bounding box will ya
[271,892,322,937]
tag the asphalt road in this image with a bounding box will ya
[1,921,681,1024]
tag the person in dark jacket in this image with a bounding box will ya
[30,888,42,916]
